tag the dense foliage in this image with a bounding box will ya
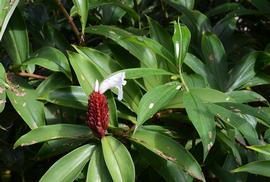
[1,0,270,181]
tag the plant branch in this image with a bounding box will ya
[53,0,83,43]
[17,72,47,80]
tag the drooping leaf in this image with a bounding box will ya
[72,0,89,34]
[247,144,270,156]
[183,91,216,159]
[0,63,6,113]
[40,144,95,182]
[227,90,267,104]
[137,82,181,127]
[24,47,72,80]
[162,0,195,10]
[14,124,92,148]
[6,74,45,129]
[232,160,270,177]
[2,9,29,64]
[87,145,112,182]
[101,136,135,182]
[131,128,205,181]
[0,0,19,41]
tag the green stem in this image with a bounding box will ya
[179,68,189,92]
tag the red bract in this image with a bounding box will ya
[87,91,109,138]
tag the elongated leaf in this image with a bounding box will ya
[206,3,240,17]
[218,102,270,128]
[7,74,45,129]
[24,47,72,80]
[172,21,191,68]
[101,136,135,182]
[163,0,194,10]
[0,0,19,41]
[184,53,208,80]
[73,0,88,34]
[2,9,29,64]
[232,160,270,177]
[228,90,267,104]
[183,91,216,159]
[226,52,257,91]
[87,145,112,182]
[36,73,71,99]
[40,144,95,182]
[14,124,92,148]
[44,86,87,110]
[68,51,103,94]
[247,144,270,156]
[202,33,228,91]
[137,82,181,127]
[207,104,259,145]
[131,128,205,181]
[0,63,6,113]
[147,16,174,53]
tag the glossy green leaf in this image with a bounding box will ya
[147,16,174,53]
[137,82,180,127]
[0,0,19,41]
[207,104,259,145]
[184,53,208,80]
[172,21,191,68]
[87,145,112,182]
[218,102,270,128]
[226,52,257,91]
[232,160,270,177]
[206,3,240,17]
[131,128,205,181]
[14,124,92,148]
[101,136,135,182]
[73,0,89,34]
[183,91,216,160]
[227,90,267,104]
[6,74,45,129]
[36,139,88,160]
[68,51,103,95]
[202,32,228,91]
[24,47,72,80]
[2,9,29,64]
[40,144,95,182]
[247,144,270,156]
[43,86,88,110]
[36,73,71,99]
[0,63,6,113]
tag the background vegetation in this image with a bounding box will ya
[1,0,270,181]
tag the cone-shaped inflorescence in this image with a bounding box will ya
[87,91,109,138]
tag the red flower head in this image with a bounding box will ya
[87,72,126,138]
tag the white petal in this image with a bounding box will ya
[99,72,126,100]
[94,80,99,92]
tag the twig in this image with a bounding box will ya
[53,0,83,43]
[17,72,47,80]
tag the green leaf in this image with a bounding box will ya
[206,3,240,17]
[0,0,19,41]
[226,52,257,91]
[131,128,205,181]
[36,73,71,99]
[6,74,45,129]
[101,136,135,182]
[247,144,270,156]
[24,47,72,80]
[43,86,88,110]
[163,0,194,10]
[172,21,191,68]
[227,90,267,104]
[147,16,174,53]
[72,0,89,34]
[40,144,95,182]
[14,124,92,148]
[201,33,228,91]
[0,63,6,113]
[207,104,259,145]
[183,91,216,160]
[2,9,29,64]
[137,82,180,127]
[87,145,112,182]
[68,51,103,95]
[184,53,208,80]
[232,160,270,177]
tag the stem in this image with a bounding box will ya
[53,0,83,43]
[179,69,189,92]
[17,72,47,80]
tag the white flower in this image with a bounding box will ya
[95,72,127,101]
